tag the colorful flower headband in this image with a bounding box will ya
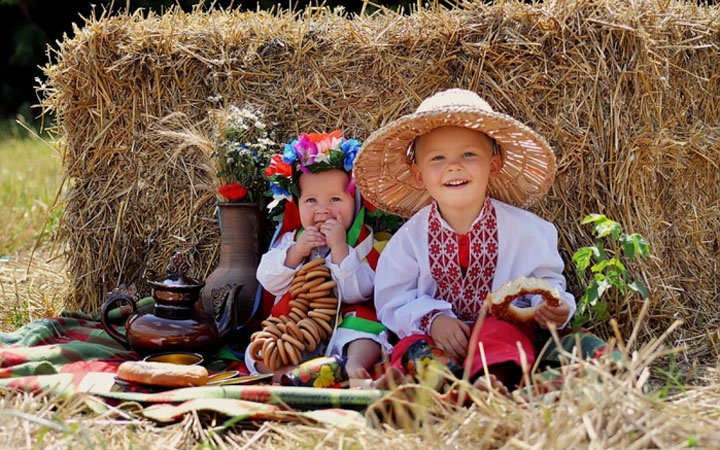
[264,130,361,210]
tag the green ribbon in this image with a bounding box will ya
[338,315,386,335]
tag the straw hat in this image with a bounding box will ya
[354,88,557,218]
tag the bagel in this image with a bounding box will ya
[300,258,325,273]
[300,327,317,352]
[282,332,306,352]
[266,342,279,370]
[262,338,273,357]
[276,338,289,366]
[263,340,277,368]
[304,290,332,299]
[264,324,282,338]
[300,277,326,292]
[308,310,333,322]
[309,298,338,308]
[289,285,305,298]
[314,317,334,336]
[263,325,282,337]
[298,318,321,343]
[288,300,309,312]
[286,320,304,341]
[304,269,331,281]
[285,340,301,366]
[251,331,274,341]
[288,311,304,323]
[487,276,563,325]
[249,339,265,361]
[310,280,337,292]
[313,308,337,316]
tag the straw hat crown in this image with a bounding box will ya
[415,88,494,114]
[354,88,557,218]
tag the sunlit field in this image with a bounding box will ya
[0,121,63,255]
[0,121,67,331]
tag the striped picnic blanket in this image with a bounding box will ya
[0,298,246,385]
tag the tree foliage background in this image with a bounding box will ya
[0,0,415,122]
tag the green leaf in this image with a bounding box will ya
[628,280,649,298]
[620,233,636,261]
[590,301,609,320]
[591,242,607,262]
[608,258,628,278]
[590,259,609,273]
[581,214,607,225]
[605,270,626,295]
[572,312,590,332]
[596,279,612,298]
[572,247,594,276]
[595,220,621,242]
[631,233,650,259]
[585,280,600,304]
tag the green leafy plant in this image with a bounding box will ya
[572,214,650,329]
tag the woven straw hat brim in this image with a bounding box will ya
[354,106,557,218]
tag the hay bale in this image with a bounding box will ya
[40,0,720,359]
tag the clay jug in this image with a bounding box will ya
[201,202,264,341]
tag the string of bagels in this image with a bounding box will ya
[248,258,340,370]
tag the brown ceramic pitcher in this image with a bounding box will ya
[100,251,221,356]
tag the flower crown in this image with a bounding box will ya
[264,130,361,210]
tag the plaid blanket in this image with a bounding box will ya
[0,298,246,385]
[1,301,617,424]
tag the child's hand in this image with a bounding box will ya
[320,214,350,265]
[319,213,347,250]
[285,227,325,268]
[295,227,326,257]
[430,315,471,361]
[534,301,570,330]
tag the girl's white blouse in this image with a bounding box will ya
[245,231,386,373]
[374,198,576,339]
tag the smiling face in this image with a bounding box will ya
[411,126,502,220]
[298,169,355,230]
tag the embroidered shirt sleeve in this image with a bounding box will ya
[419,310,445,335]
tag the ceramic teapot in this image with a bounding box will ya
[100,251,227,356]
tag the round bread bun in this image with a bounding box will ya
[117,361,208,387]
[487,276,562,325]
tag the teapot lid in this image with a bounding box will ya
[149,251,205,289]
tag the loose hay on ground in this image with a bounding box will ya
[2,329,720,449]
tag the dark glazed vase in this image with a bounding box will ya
[201,202,263,341]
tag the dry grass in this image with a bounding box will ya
[1,311,719,448]
[0,247,68,333]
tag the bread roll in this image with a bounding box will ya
[487,276,562,325]
[117,361,208,387]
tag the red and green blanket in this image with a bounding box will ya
[0,298,247,385]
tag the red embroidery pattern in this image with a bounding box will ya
[420,309,443,334]
[427,199,498,321]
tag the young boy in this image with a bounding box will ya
[246,131,389,381]
[354,89,576,391]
